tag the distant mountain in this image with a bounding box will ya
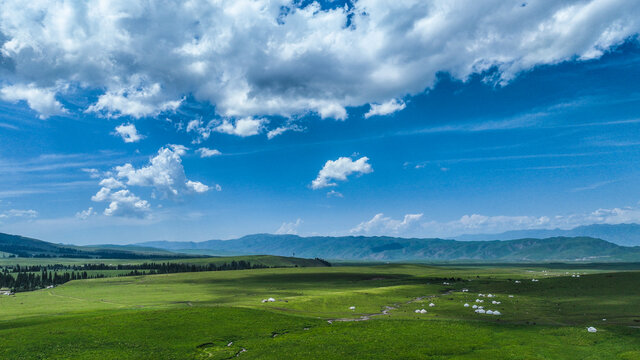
[139,234,640,262]
[0,232,186,259]
[455,223,640,246]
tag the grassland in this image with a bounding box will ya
[0,263,638,359]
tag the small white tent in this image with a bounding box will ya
[587,327,597,333]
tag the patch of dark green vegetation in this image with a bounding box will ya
[0,259,331,293]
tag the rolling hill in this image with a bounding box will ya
[139,234,640,262]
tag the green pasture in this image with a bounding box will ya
[0,263,638,359]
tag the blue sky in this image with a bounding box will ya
[1,1,640,244]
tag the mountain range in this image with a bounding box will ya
[139,233,640,262]
[0,232,187,259]
[4,224,640,262]
[454,223,640,246]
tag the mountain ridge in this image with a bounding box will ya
[138,233,640,262]
[0,232,189,259]
[454,223,640,246]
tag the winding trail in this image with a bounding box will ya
[47,291,126,307]
[328,290,455,323]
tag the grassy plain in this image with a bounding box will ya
[0,263,638,359]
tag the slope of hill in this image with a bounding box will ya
[0,232,185,259]
[455,223,640,246]
[139,234,640,262]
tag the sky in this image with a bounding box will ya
[1,0,640,244]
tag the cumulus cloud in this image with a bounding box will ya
[196,147,222,158]
[90,145,211,217]
[186,119,212,143]
[214,117,265,137]
[98,177,125,189]
[114,145,208,197]
[364,99,406,118]
[113,123,144,143]
[351,213,423,235]
[275,218,302,235]
[0,209,38,219]
[327,190,344,198]
[351,206,640,238]
[426,214,553,236]
[75,207,95,220]
[93,188,151,218]
[312,156,373,189]
[185,180,209,193]
[1,1,638,119]
[0,84,66,119]
[86,82,182,118]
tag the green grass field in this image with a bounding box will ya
[0,262,638,359]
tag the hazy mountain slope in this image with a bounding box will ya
[139,234,640,262]
[454,223,640,246]
[0,232,184,259]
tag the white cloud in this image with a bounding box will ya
[89,145,210,217]
[82,168,101,179]
[266,123,304,139]
[185,180,209,193]
[196,147,222,158]
[351,213,423,235]
[86,81,182,118]
[98,177,125,189]
[435,214,553,235]
[373,206,640,238]
[364,99,406,118]
[92,188,151,218]
[438,209,640,236]
[75,207,95,220]
[186,119,212,143]
[214,117,265,137]
[0,209,38,219]
[312,156,373,189]
[1,1,637,120]
[113,123,144,143]
[114,145,207,197]
[275,218,302,235]
[326,190,344,198]
[0,84,66,119]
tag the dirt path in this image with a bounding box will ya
[48,291,125,307]
[328,289,456,323]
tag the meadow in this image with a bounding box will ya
[0,261,638,359]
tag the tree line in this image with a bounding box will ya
[0,260,267,293]
[0,268,103,292]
